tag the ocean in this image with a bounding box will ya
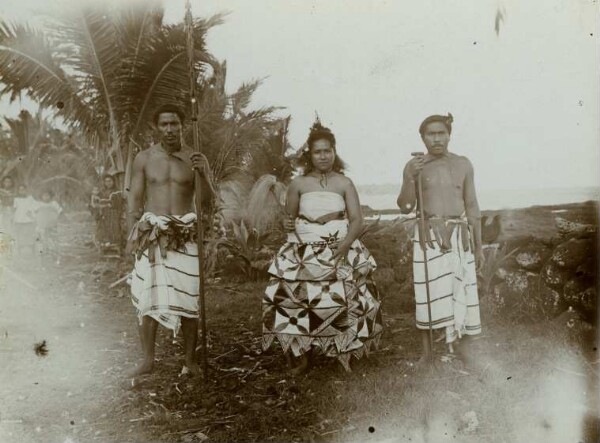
[358,185,600,212]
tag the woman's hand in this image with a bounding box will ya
[332,241,350,265]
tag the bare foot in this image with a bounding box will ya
[121,377,143,390]
[126,361,154,378]
[453,341,475,371]
[286,353,308,376]
[181,363,201,377]
[415,354,433,368]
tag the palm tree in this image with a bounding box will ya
[0,1,222,189]
[191,64,293,232]
[1,109,51,186]
[0,109,96,206]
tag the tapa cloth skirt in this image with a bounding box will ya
[262,236,383,371]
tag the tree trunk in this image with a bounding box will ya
[123,141,134,194]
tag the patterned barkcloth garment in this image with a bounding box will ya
[96,191,124,246]
[129,213,199,336]
[412,217,482,343]
[262,191,383,371]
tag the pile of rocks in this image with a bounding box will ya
[490,218,597,324]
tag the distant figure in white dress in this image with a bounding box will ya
[34,190,62,266]
[13,185,38,257]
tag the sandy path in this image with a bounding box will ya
[0,250,138,443]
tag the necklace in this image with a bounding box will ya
[318,170,332,188]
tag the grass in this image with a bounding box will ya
[326,321,598,443]
[60,202,598,443]
[104,280,597,443]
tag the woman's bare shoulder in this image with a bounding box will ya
[334,173,355,188]
[288,175,308,191]
[289,175,306,185]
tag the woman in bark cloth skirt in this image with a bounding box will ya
[94,174,125,253]
[262,118,383,373]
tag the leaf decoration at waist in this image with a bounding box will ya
[415,217,472,252]
[127,214,197,262]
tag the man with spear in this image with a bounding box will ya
[126,102,213,378]
[125,1,214,380]
[397,113,484,366]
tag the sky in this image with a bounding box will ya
[0,0,598,191]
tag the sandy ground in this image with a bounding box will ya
[0,251,138,443]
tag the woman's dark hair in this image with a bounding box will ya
[299,121,347,175]
[152,104,185,126]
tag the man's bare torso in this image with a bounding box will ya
[140,144,195,215]
[420,153,470,217]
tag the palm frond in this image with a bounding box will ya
[57,7,123,140]
[0,20,95,134]
[244,174,287,232]
[117,0,164,79]
[197,13,228,32]
[230,79,263,116]
[217,174,253,224]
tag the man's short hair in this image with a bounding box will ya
[419,113,453,136]
[152,104,185,126]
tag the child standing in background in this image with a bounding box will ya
[0,176,16,239]
[13,185,38,257]
[34,190,62,266]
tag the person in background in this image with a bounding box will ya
[34,189,63,266]
[0,176,16,238]
[13,184,38,257]
[89,185,100,220]
[0,176,15,290]
[95,174,124,254]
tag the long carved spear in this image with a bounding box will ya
[412,152,434,362]
[185,0,208,377]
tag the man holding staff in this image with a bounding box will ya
[126,104,214,377]
[397,113,484,365]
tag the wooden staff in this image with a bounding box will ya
[412,151,434,361]
[185,0,208,377]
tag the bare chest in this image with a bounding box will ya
[421,159,467,192]
[145,152,194,186]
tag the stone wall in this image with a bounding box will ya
[489,220,597,324]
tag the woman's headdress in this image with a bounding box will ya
[305,112,336,152]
